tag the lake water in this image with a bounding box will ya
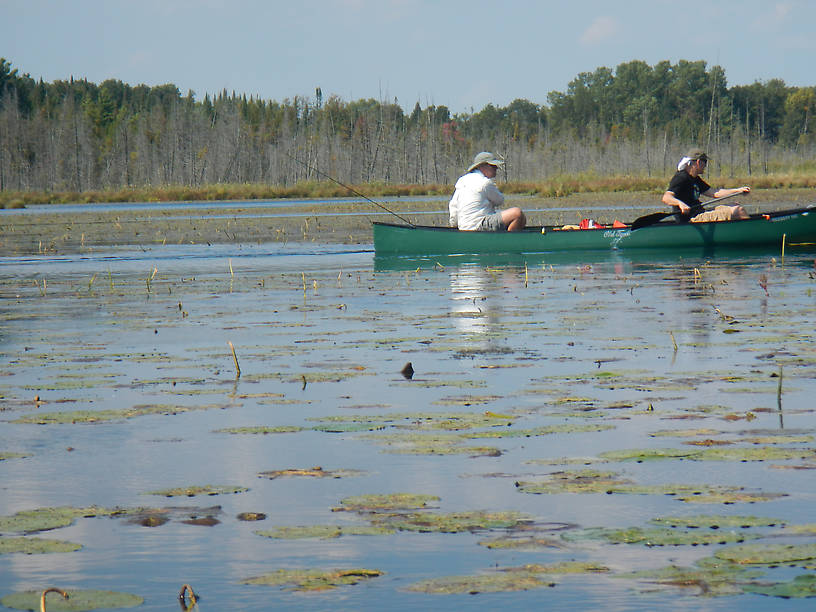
[1,232,815,610]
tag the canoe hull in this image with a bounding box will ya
[373,207,816,256]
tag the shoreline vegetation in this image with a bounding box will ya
[2,172,815,209]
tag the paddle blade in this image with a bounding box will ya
[631,211,670,230]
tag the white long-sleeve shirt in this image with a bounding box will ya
[448,170,505,230]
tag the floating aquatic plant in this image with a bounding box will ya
[562,526,758,546]
[0,507,109,534]
[0,452,30,461]
[715,542,816,565]
[216,425,304,434]
[255,525,394,539]
[370,510,533,534]
[649,515,785,529]
[0,536,82,555]
[257,466,365,480]
[619,562,762,597]
[144,485,247,497]
[241,568,383,591]
[332,493,440,513]
[742,574,816,598]
[1,589,144,610]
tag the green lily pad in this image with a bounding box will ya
[716,542,816,565]
[371,510,532,533]
[694,446,816,462]
[0,507,109,534]
[742,574,816,598]
[241,568,383,591]
[650,515,785,529]
[257,467,365,479]
[478,536,565,550]
[144,485,247,497]
[255,525,394,539]
[1,589,144,610]
[598,448,699,462]
[515,469,630,494]
[0,452,30,461]
[406,570,554,594]
[0,536,82,554]
[215,425,304,434]
[13,403,230,424]
[562,526,758,546]
[333,493,440,513]
[619,563,762,597]
[511,561,610,575]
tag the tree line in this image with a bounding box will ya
[1,57,814,194]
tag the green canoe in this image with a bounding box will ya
[373,206,816,256]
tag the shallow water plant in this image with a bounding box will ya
[332,493,440,513]
[1,589,144,610]
[0,536,82,554]
[715,542,816,565]
[255,525,394,539]
[742,574,816,598]
[144,485,248,497]
[241,568,383,591]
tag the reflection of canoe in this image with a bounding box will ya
[373,206,816,256]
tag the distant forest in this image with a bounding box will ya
[1,57,815,193]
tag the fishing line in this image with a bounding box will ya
[285,152,415,227]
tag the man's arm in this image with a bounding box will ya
[662,190,691,215]
[710,186,751,198]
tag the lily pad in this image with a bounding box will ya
[598,448,698,462]
[241,568,383,591]
[716,543,816,565]
[215,425,304,434]
[650,515,785,529]
[407,570,554,594]
[13,403,230,424]
[0,452,30,461]
[0,507,109,534]
[742,574,816,598]
[0,536,82,554]
[258,466,365,480]
[1,589,144,610]
[562,526,758,546]
[619,563,762,597]
[255,525,394,539]
[144,485,247,497]
[332,493,440,513]
[479,536,565,550]
[371,510,532,533]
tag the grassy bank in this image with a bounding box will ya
[3,173,816,208]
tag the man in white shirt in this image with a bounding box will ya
[449,152,526,231]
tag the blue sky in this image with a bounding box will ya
[2,0,814,113]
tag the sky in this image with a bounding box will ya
[2,0,814,114]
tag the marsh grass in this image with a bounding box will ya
[4,172,816,207]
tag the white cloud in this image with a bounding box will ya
[579,16,621,45]
[751,1,794,29]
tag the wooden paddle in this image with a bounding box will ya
[631,191,744,230]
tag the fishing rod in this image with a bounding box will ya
[284,151,415,227]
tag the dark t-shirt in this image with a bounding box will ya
[667,170,711,219]
[667,170,710,207]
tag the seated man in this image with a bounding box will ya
[449,152,525,231]
[662,148,750,222]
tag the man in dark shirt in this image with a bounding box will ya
[662,148,750,222]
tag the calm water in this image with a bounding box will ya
[1,234,815,610]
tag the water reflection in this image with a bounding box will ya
[448,265,524,356]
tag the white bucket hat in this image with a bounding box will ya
[467,151,504,172]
